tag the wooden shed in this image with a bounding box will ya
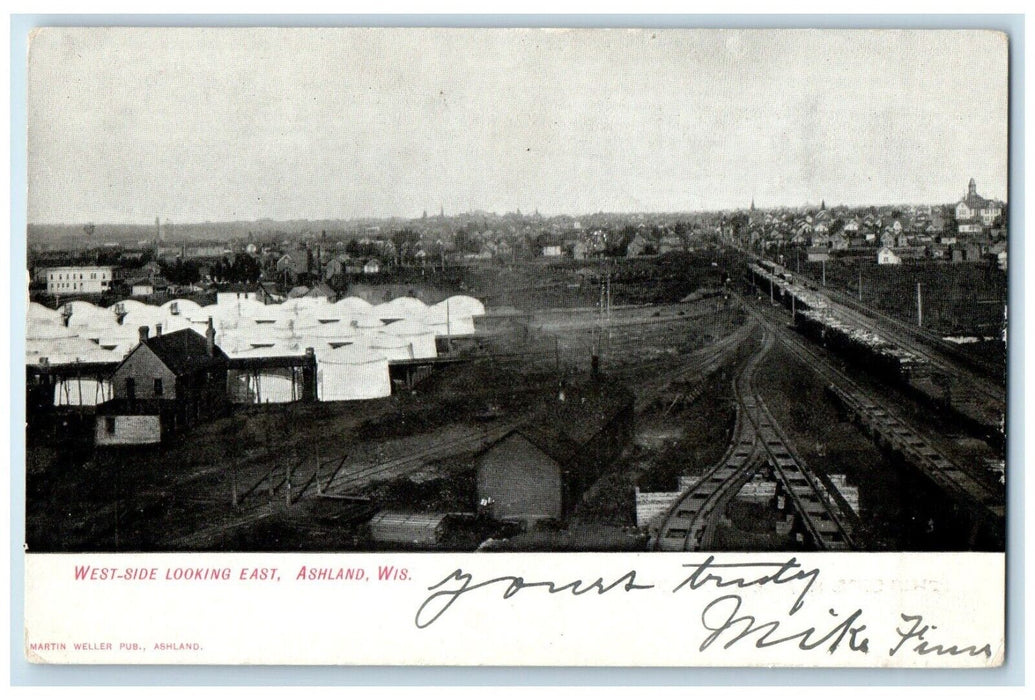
[477,380,634,525]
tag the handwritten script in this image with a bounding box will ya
[415,556,993,660]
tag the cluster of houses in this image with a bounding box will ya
[735,179,1006,269]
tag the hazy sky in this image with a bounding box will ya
[28,28,1008,224]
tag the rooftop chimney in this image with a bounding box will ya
[138,326,150,342]
[155,323,163,336]
[206,317,216,357]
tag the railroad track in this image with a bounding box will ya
[630,320,755,412]
[322,320,751,497]
[164,418,525,548]
[741,298,1005,523]
[747,256,1005,434]
[742,249,1005,385]
[318,419,523,495]
[816,273,1005,385]
[655,328,855,552]
[832,300,1005,408]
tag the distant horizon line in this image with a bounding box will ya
[26,199,1007,229]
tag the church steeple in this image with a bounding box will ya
[968,178,977,198]
[750,198,755,212]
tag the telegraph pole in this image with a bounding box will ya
[606,268,612,357]
[917,282,923,327]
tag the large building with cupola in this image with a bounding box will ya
[955,178,1003,233]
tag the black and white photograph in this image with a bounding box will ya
[18,25,1011,668]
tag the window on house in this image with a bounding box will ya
[154,378,163,397]
[105,417,116,434]
[125,378,136,400]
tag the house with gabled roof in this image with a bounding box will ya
[476,380,634,524]
[877,247,901,265]
[95,324,228,446]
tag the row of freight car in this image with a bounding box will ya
[748,263,928,384]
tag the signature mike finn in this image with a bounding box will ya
[414,556,993,661]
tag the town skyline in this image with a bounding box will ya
[27,183,1008,232]
[28,28,1007,225]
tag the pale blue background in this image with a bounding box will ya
[9,13,1024,686]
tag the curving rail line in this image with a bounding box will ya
[655,328,855,552]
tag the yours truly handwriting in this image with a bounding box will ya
[414,569,651,629]
[415,556,822,629]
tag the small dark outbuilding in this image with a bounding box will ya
[476,380,634,525]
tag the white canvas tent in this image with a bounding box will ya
[318,344,391,401]
[381,318,437,358]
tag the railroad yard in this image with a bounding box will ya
[26,248,1007,553]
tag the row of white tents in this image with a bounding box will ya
[27,294,486,405]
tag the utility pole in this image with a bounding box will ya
[821,258,826,286]
[917,282,923,327]
[858,268,863,301]
[446,298,452,354]
[606,268,612,357]
[315,443,322,495]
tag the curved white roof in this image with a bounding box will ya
[350,313,384,329]
[59,300,103,316]
[382,318,434,336]
[161,299,204,317]
[95,325,143,342]
[373,296,427,319]
[26,336,121,365]
[107,299,149,313]
[286,313,324,331]
[435,295,486,317]
[230,342,306,359]
[121,306,164,326]
[367,333,411,349]
[232,298,270,317]
[199,303,236,322]
[26,320,77,341]
[304,322,360,340]
[335,296,374,311]
[319,343,388,365]
[28,302,63,323]
[422,305,476,324]
[60,301,118,328]
[281,297,330,314]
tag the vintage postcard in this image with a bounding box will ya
[22,27,1007,667]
